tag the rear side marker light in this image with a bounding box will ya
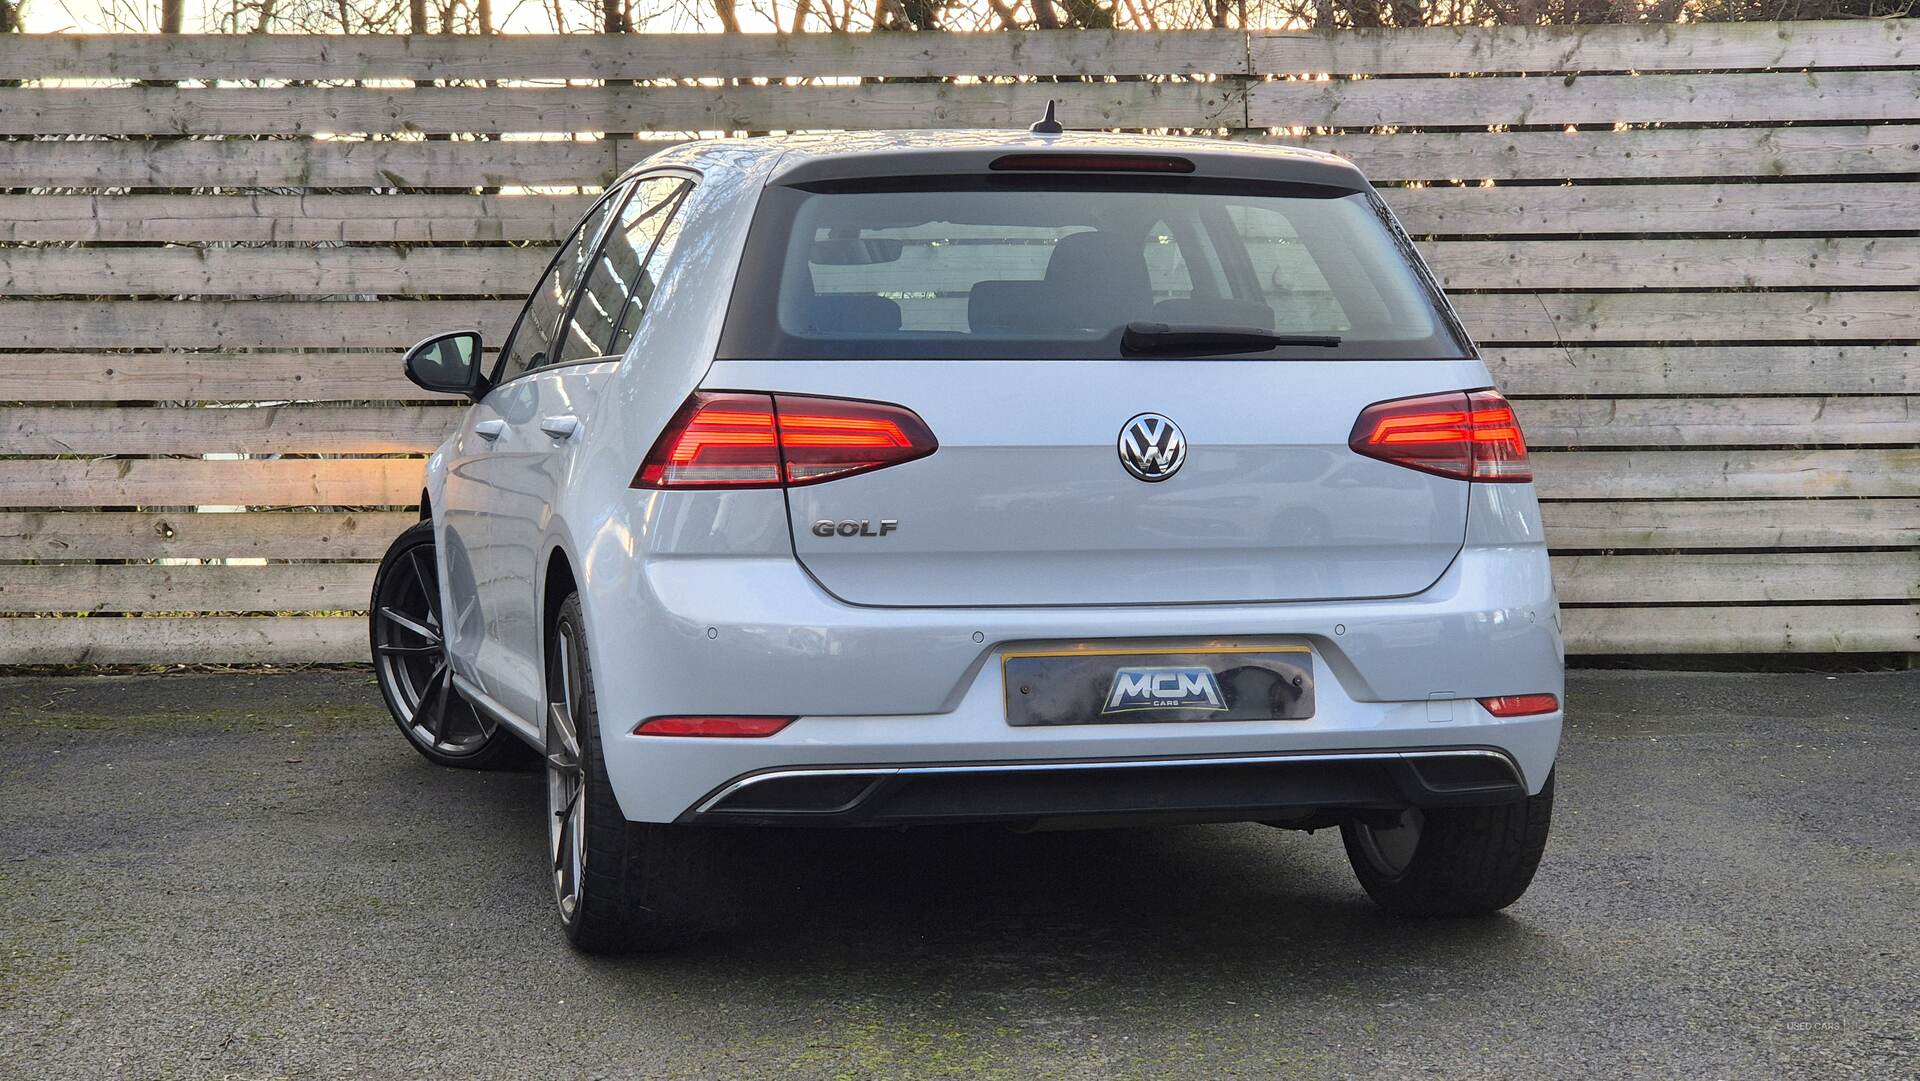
[634,392,937,490]
[1349,389,1532,482]
[634,716,796,738]
[989,153,1195,173]
[1478,694,1560,718]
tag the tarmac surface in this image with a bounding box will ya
[1,668,1914,1080]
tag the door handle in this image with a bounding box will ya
[540,416,581,440]
[473,419,506,442]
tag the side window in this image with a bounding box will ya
[554,177,691,364]
[494,183,628,384]
[605,178,696,357]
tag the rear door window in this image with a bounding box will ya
[496,183,627,382]
[554,176,693,364]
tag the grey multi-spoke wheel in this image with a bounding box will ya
[546,619,587,923]
[548,592,716,954]
[370,520,526,770]
[1340,773,1555,917]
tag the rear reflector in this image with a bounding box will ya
[633,715,796,738]
[1478,694,1560,718]
[989,153,1195,173]
[634,392,937,490]
[1348,389,1532,482]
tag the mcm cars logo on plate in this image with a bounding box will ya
[1117,413,1186,482]
[1102,666,1227,713]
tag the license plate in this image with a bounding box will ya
[1002,646,1315,727]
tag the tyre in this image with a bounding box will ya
[1341,772,1554,917]
[369,519,528,770]
[546,592,714,953]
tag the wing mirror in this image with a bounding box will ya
[402,330,489,401]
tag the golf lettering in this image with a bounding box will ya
[812,519,899,538]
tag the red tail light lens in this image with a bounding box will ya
[1348,389,1531,482]
[634,715,796,737]
[1478,694,1560,718]
[634,392,937,490]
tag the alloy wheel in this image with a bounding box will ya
[372,539,493,755]
[1353,808,1425,878]
[546,621,587,921]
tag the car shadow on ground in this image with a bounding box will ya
[449,757,1559,1000]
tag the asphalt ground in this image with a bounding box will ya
[1,669,1914,1080]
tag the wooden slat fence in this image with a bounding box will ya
[1,20,1915,663]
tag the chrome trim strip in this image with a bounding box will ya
[693,748,1523,816]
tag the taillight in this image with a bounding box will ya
[633,392,937,490]
[1348,389,1531,482]
[1478,694,1560,717]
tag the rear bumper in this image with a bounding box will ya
[681,748,1526,828]
[586,535,1562,823]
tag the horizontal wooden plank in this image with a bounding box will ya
[1453,292,1917,344]
[1,449,1904,508]
[0,300,515,348]
[1386,181,1919,236]
[1250,70,1918,129]
[0,510,415,560]
[1,31,1253,81]
[22,347,1894,404]
[2,502,1909,562]
[7,606,1910,665]
[24,398,1904,459]
[0,194,596,243]
[0,615,365,664]
[4,552,1904,615]
[1485,346,1918,396]
[6,502,1906,563]
[0,291,1904,351]
[1542,499,1920,551]
[1293,125,1920,182]
[0,136,652,190]
[0,82,1247,137]
[1553,552,1918,604]
[8,238,1909,297]
[1534,449,1920,500]
[0,564,376,614]
[1253,19,1916,75]
[4,183,1906,245]
[1561,604,1919,654]
[0,247,551,297]
[0,459,424,508]
[1,405,462,455]
[0,353,447,402]
[5,125,1916,191]
[1424,237,1920,291]
[5,22,1906,83]
[1516,397,1919,449]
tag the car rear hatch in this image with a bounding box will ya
[706,145,1486,608]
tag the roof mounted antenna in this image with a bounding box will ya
[1029,100,1064,135]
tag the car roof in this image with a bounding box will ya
[639,129,1371,191]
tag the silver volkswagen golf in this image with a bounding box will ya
[372,128,1564,953]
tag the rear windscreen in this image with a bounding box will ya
[717,176,1470,360]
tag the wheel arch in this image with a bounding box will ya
[543,545,580,648]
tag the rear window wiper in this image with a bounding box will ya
[1120,321,1342,356]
